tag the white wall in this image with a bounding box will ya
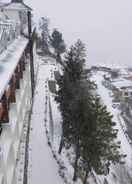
[0,60,32,184]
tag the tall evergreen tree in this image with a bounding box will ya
[50,29,66,62]
[56,40,93,181]
[80,98,126,184]
[56,40,87,154]
[39,17,50,54]
[70,85,94,181]
[56,39,125,182]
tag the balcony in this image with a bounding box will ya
[0,21,20,55]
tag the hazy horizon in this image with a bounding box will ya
[4,0,132,68]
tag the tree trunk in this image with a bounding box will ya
[58,135,64,154]
[73,141,79,181]
[56,53,61,63]
[83,170,89,184]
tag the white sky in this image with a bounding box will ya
[6,0,132,66]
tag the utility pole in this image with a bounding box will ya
[28,11,35,99]
[23,11,35,184]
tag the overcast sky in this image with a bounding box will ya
[25,0,132,67]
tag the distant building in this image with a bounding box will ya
[110,79,132,101]
[103,67,132,101]
[0,0,32,35]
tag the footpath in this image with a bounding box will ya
[27,57,62,184]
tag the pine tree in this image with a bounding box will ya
[56,39,125,183]
[64,39,86,82]
[56,39,95,181]
[80,98,126,183]
[55,39,87,154]
[39,17,50,54]
[50,29,66,62]
[55,72,74,153]
[71,85,94,181]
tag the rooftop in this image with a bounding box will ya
[0,0,32,11]
[1,2,32,11]
[0,36,28,99]
[112,79,132,89]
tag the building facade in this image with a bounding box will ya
[0,0,35,183]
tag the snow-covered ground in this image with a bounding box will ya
[91,71,132,184]
[27,56,132,184]
[49,94,97,184]
[15,112,29,184]
[27,56,63,184]
[27,56,96,184]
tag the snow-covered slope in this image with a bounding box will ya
[92,71,132,184]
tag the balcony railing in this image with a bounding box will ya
[0,49,29,125]
[0,21,20,54]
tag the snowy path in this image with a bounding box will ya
[28,58,63,184]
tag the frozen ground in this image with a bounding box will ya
[15,112,29,184]
[49,94,97,184]
[27,56,96,184]
[27,56,63,184]
[27,56,132,184]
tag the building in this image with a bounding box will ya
[0,0,35,183]
[111,79,132,101]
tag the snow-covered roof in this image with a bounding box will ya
[119,68,129,75]
[112,79,132,89]
[105,73,111,78]
[0,2,32,11]
[0,36,28,100]
[126,88,132,92]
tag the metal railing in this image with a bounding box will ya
[0,21,20,54]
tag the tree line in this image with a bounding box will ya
[38,16,126,183]
[37,17,65,62]
[55,40,126,183]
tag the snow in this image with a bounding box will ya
[15,113,29,184]
[0,175,4,184]
[38,59,97,184]
[111,78,132,89]
[0,29,3,40]
[49,94,96,184]
[2,2,31,11]
[0,36,28,99]
[15,55,132,184]
[28,56,63,184]
[91,71,132,184]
